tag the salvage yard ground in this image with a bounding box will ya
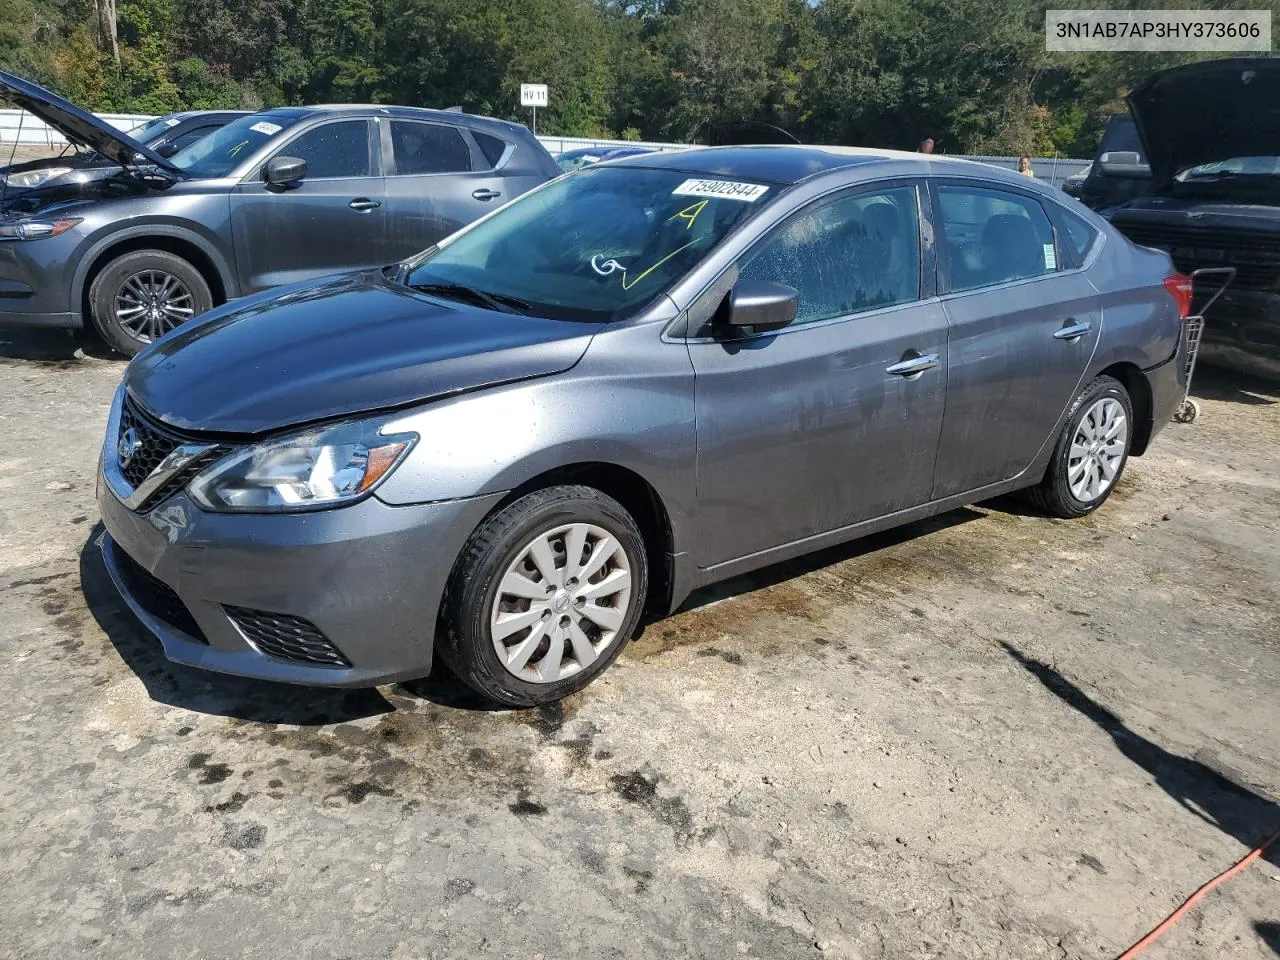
[1,329,1277,959]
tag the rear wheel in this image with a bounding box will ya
[439,485,648,707]
[88,249,212,357]
[1024,375,1134,518]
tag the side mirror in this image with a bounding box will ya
[1097,152,1150,178]
[264,156,307,187]
[722,279,798,334]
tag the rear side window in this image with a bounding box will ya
[738,185,922,326]
[474,132,509,168]
[937,185,1058,292]
[390,121,472,175]
[281,121,372,179]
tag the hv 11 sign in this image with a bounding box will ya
[520,84,548,108]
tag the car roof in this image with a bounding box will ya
[613,144,1061,194]
[248,104,532,139]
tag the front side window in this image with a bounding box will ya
[937,185,1058,292]
[738,185,921,326]
[277,121,372,179]
[390,121,472,175]
[404,168,770,322]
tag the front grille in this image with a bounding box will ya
[111,543,208,643]
[117,395,231,512]
[224,606,351,668]
[119,395,183,488]
[1117,221,1280,291]
[136,446,229,513]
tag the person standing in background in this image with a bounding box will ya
[1019,155,1035,177]
[918,137,935,154]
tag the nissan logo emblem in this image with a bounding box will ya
[117,427,141,468]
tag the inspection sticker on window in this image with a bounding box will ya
[250,121,283,136]
[164,117,181,127]
[1043,244,1057,270]
[672,178,769,202]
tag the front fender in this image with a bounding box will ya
[68,213,238,308]
[376,322,697,554]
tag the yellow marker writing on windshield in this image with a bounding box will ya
[227,139,250,159]
[668,200,708,231]
[620,238,701,290]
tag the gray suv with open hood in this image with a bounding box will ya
[0,71,558,355]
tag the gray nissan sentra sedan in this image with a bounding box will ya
[96,145,1192,706]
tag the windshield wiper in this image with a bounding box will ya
[409,281,532,315]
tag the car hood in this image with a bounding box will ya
[0,70,179,171]
[1127,58,1280,184]
[126,272,605,435]
[1108,194,1280,226]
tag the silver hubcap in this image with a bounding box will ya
[490,522,633,684]
[115,270,195,342]
[1068,397,1128,502]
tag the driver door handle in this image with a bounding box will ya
[349,198,381,212]
[1053,319,1092,341]
[885,353,940,378]
[472,188,502,201]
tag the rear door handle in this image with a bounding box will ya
[885,353,940,378]
[1053,320,1092,341]
[472,189,502,201]
[349,198,381,212]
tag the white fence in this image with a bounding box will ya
[0,108,152,147]
[0,107,1088,186]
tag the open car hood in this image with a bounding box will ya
[1127,58,1280,184]
[0,70,180,172]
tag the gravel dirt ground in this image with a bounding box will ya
[1,328,1278,960]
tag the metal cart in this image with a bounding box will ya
[1172,267,1235,424]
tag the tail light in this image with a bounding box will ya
[1163,273,1194,319]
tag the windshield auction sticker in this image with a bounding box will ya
[1046,10,1269,51]
[249,121,283,136]
[673,179,769,202]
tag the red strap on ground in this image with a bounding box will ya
[1114,830,1280,959]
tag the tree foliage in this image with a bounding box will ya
[1,0,1275,154]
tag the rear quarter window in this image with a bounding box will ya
[1056,206,1100,269]
[474,132,509,169]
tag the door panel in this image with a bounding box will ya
[383,119,503,261]
[230,119,387,293]
[688,182,948,568]
[689,304,948,566]
[930,182,1100,497]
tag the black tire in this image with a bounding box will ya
[438,485,649,707]
[88,249,213,357]
[1024,375,1134,518]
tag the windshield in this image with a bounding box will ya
[168,114,299,178]
[1184,156,1280,178]
[127,115,181,144]
[405,167,773,322]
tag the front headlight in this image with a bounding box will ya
[0,217,82,240]
[4,166,74,189]
[189,418,417,513]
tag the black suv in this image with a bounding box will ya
[1105,58,1280,377]
[0,72,558,355]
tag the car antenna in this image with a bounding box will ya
[0,106,25,211]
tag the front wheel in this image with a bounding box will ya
[439,485,649,707]
[88,249,213,357]
[1024,375,1134,518]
